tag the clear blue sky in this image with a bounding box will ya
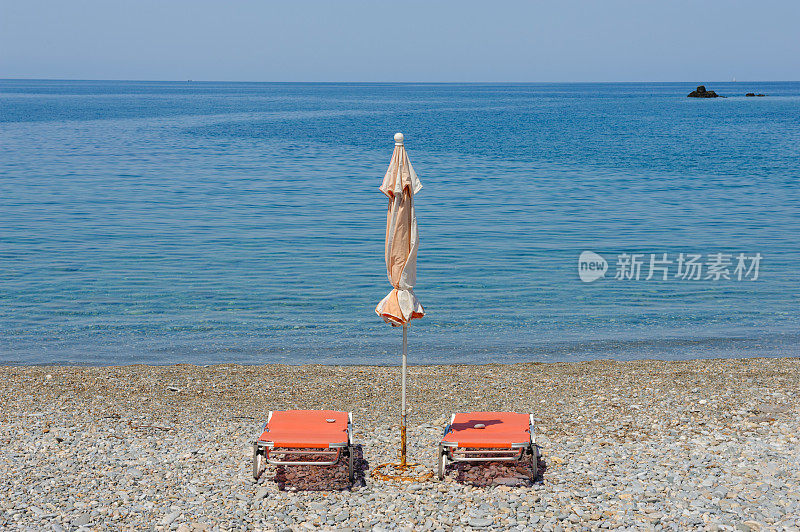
[1,0,798,82]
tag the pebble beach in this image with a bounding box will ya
[1,357,799,531]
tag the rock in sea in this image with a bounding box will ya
[688,85,720,98]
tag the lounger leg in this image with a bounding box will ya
[437,445,447,481]
[253,443,265,481]
[347,446,355,483]
[530,445,540,480]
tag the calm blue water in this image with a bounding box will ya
[1,80,799,365]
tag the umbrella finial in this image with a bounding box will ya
[394,132,404,146]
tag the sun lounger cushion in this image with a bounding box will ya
[442,412,530,448]
[258,410,349,449]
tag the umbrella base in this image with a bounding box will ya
[372,462,433,482]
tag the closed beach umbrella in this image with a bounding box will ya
[375,132,425,469]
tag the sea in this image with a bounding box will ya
[1,80,798,365]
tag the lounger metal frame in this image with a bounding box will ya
[252,411,355,483]
[437,413,540,481]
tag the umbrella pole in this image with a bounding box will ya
[373,321,430,481]
[400,323,408,467]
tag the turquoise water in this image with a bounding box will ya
[1,80,798,365]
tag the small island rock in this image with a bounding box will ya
[688,85,720,98]
[745,93,766,97]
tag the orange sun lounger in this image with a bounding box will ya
[436,412,539,480]
[252,410,355,482]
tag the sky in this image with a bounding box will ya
[1,0,798,82]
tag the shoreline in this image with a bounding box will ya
[6,351,799,368]
[2,357,799,530]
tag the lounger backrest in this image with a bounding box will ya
[267,410,349,431]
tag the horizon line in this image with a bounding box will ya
[2,77,798,84]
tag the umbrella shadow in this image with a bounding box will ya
[450,419,505,431]
[274,445,368,492]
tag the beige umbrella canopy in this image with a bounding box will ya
[374,132,426,472]
[375,132,425,326]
